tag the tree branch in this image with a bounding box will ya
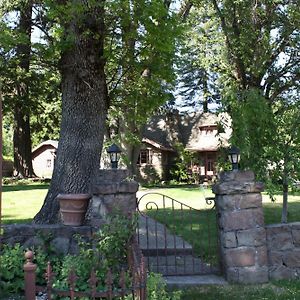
[178,0,193,21]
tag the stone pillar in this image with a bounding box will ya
[90,169,139,227]
[213,170,269,283]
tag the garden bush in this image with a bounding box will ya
[0,213,177,299]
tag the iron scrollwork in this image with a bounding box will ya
[205,197,216,209]
[145,201,159,211]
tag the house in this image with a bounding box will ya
[139,111,231,182]
[32,113,230,182]
[32,140,58,178]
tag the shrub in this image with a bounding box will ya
[0,213,137,297]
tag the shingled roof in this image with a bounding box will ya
[142,112,231,152]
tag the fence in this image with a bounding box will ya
[24,241,147,300]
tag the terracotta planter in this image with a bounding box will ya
[57,193,91,226]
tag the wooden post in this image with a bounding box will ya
[24,250,37,300]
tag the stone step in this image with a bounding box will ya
[137,215,193,252]
[164,275,228,289]
[144,254,218,276]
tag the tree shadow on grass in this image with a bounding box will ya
[3,184,49,192]
[263,201,300,225]
[1,214,32,224]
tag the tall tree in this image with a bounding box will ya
[175,3,222,112]
[0,0,61,175]
[0,0,35,177]
[105,0,178,175]
[196,0,300,221]
[34,0,108,223]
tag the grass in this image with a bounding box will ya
[179,280,300,300]
[1,184,49,224]
[146,208,218,265]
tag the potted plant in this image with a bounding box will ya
[57,193,91,226]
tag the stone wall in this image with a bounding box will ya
[214,170,300,284]
[266,222,300,280]
[213,170,269,284]
[0,169,139,255]
[0,224,92,255]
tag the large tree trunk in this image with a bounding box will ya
[281,157,289,223]
[13,2,35,177]
[34,0,108,224]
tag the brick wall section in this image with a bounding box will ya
[266,222,300,280]
[213,170,269,284]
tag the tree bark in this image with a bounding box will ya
[34,0,108,224]
[281,157,289,223]
[13,1,35,177]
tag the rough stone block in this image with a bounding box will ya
[218,170,255,183]
[266,223,290,235]
[221,209,264,231]
[238,266,269,284]
[70,226,92,237]
[213,181,264,195]
[222,231,237,248]
[256,246,268,266]
[69,240,80,255]
[268,251,283,266]
[94,169,129,183]
[237,228,266,247]
[225,247,255,267]
[266,228,293,251]
[237,193,262,209]
[50,237,70,255]
[292,228,300,246]
[283,250,300,268]
[23,236,44,249]
[119,181,139,193]
[93,183,118,195]
[102,194,116,204]
[269,265,297,280]
[226,267,239,282]
[217,195,238,211]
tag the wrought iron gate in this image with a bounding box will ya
[136,192,219,276]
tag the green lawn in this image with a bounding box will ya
[179,280,300,300]
[1,184,48,224]
[2,184,300,225]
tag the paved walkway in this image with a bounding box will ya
[137,214,219,276]
[137,215,192,253]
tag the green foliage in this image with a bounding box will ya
[227,88,274,178]
[170,143,196,183]
[105,0,180,168]
[0,244,24,295]
[2,116,13,159]
[0,213,136,296]
[176,2,224,110]
[145,272,181,300]
[93,213,137,270]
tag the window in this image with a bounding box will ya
[138,149,151,164]
[207,153,216,172]
[207,160,214,172]
[46,159,52,168]
[199,125,217,135]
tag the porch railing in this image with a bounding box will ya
[24,240,147,300]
